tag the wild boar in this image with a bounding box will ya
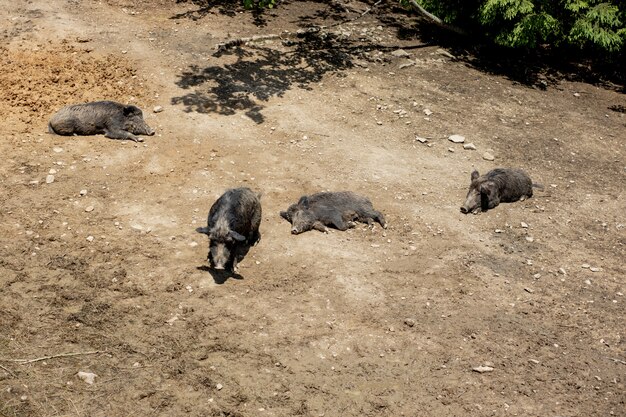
[460,168,543,214]
[196,188,261,272]
[280,191,387,234]
[48,101,155,142]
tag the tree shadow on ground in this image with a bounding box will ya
[172,0,270,26]
[171,31,427,123]
[392,14,625,92]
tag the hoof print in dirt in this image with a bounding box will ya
[48,100,155,142]
[460,168,544,214]
[196,187,262,273]
[280,191,387,235]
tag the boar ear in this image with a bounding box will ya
[123,105,139,116]
[195,227,209,235]
[298,196,309,208]
[471,170,479,181]
[229,230,246,242]
[280,211,291,221]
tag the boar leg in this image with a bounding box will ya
[312,221,329,233]
[330,212,354,231]
[104,129,143,142]
[250,230,261,246]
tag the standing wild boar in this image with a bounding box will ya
[48,101,155,142]
[196,188,261,272]
[460,168,543,214]
[280,191,387,234]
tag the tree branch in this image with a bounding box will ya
[0,350,105,365]
[406,0,467,36]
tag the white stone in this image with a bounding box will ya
[77,371,97,384]
[45,175,55,184]
[463,143,476,150]
[483,152,495,161]
[448,134,465,143]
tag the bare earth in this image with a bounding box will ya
[1,1,624,416]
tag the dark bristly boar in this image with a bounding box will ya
[460,168,543,214]
[280,191,387,235]
[48,101,155,142]
[196,188,261,272]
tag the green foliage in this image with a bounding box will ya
[405,0,625,53]
[242,0,276,9]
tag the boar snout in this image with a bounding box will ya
[291,227,299,234]
[460,206,468,214]
[146,128,155,136]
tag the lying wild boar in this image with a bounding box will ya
[460,168,543,214]
[48,101,155,142]
[280,191,387,234]
[196,188,261,272]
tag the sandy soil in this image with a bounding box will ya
[1,1,624,416]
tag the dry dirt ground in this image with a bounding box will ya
[1,1,625,416]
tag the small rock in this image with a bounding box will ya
[404,318,415,327]
[423,109,433,116]
[415,136,428,143]
[189,241,198,247]
[448,134,465,143]
[86,236,94,242]
[448,147,455,153]
[399,60,416,69]
[472,365,494,373]
[46,175,55,184]
[130,224,144,232]
[524,287,534,293]
[77,371,97,384]
[495,229,502,233]
[581,263,590,269]
[437,48,456,59]
[584,279,592,285]
[463,143,476,150]
[391,49,410,58]
[526,236,534,242]
[521,222,529,228]
[216,383,223,390]
[482,152,495,161]
[53,147,64,153]
[558,268,566,275]
[533,273,541,279]
[80,189,88,196]
[590,267,601,272]
[529,359,540,364]
[85,206,94,212]
[153,105,164,113]
[573,92,580,97]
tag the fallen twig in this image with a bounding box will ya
[0,350,105,365]
[608,357,626,365]
[0,363,17,378]
[216,27,323,51]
